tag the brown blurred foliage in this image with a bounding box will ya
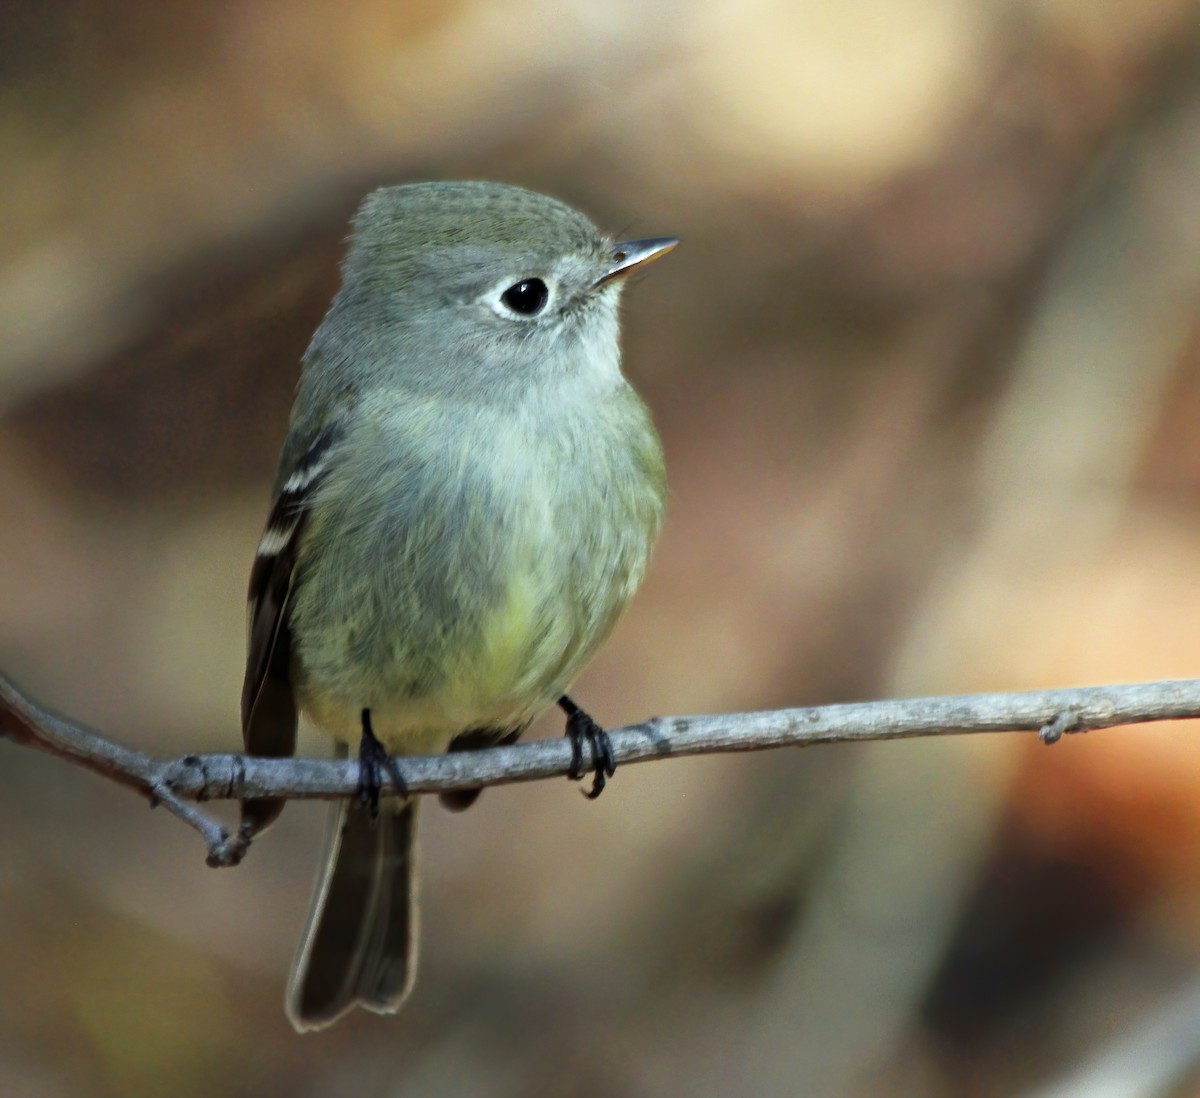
[5,2,1200,1095]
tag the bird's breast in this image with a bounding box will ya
[290,388,664,747]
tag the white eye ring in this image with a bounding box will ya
[488,276,555,320]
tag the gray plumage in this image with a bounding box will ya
[241,181,671,1031]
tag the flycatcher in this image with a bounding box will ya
[240,181,674,1031]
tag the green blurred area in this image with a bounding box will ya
[5,1,1200,1095]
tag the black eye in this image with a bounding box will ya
[500,278,549,316]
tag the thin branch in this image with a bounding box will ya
[4,670,1200,866]
[149,779,249,868]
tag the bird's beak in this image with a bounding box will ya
[593,237,679,289]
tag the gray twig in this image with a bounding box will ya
[3,670,1199,864]
[148,779,246,867]
[1039,708,1080,745]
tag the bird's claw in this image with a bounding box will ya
[560,698,616,799]
[358,708,406,818]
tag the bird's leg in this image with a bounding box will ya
[357,708,407,819]
[558,695,616,800]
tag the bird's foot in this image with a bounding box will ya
[558,696,616,800]
[358,708,407,818]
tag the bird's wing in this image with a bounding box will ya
[241,423,342,761]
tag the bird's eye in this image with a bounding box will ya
[500,278,549,316]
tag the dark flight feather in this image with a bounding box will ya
[240,424,341,836]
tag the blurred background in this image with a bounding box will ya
[4,1,1200,1095]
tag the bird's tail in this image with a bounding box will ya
[285,794,418,1031]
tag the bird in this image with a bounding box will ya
[239,180,674,1031]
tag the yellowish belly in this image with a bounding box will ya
[297,560,620,755]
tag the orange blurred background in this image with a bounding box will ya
[5,2,1200,1095]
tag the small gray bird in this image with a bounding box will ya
[239,181,674,1031]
